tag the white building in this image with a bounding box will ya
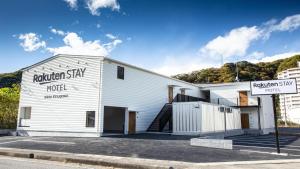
[17,54,275,137]
[200,82,275,134]
[278,62,300,124]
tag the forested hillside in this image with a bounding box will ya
[173,55,300,84]
[0,71,22,88]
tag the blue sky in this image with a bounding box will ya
[1,0,300,75]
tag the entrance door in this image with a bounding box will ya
[241,114,250,129]
[168,86,174,103]
[239,91,248,106]
[128,111,136,134]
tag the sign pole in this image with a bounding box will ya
[251,79,298,154]
[272,94,280,154]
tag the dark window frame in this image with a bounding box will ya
[219,106,225,112]
[19,107,31,127]
[117,66,124,80]
[226,107,232,113]
[86,111,95,127]
[20,107,31,119]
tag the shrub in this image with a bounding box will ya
[0,84,20,129]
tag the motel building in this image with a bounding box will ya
[17,54,275,137]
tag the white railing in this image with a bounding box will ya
[210,97,259,107]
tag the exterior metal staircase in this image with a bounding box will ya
[147,94,205,132]
[147,103,172,132]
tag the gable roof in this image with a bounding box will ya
[21,54,200,88]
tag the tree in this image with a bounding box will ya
[0,84,20,129]
[173,55,300,84]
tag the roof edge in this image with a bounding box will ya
[21,54,104,71]
[103,57,200,88]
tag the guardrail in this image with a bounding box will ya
[210,97,260,107]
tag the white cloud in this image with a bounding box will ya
[103,38,122,52]
[191,14,300,68]
[47,32,122,56]
[86,0,120,16]
[72,20,80,25]
[199,26,262,59]
[126,37,132,41]
[247,51,265,60]
[105,33,117,40]
[96,23,101,28]
[198,13,300,63]
[250,52,300,63]
[270,14,300,32]
[50,28,66,36]
[64,0,78,9]
[152,55,217,76]
[47,32,108,56]
[18,33,46,52]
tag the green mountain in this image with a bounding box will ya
[0,71,22,88]
[173,55,300,84]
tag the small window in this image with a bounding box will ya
[117,66,124,80]
[86,111,95,127]
[226,107,232,113]
[219,106,225,112]
[20,107,31,119]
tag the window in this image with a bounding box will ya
[86,111,95,127]
[117,66,124,80]
[219,106,225,112]
[20,107,31,119]
[226,107,232,113]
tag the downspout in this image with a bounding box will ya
[97,58,104,136]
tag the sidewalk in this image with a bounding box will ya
[0,147,300,169]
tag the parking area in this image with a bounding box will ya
[227,134,300,156]
[0,133,298,163]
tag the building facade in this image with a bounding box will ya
[278,62,300,124]
[17,54,275,137]
[17,54,202,137]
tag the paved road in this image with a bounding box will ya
[0,155,118,169]
[0,134,298,163]
[226,134,300,156]
[1,155,300,169]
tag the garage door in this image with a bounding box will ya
[103,106,126,133]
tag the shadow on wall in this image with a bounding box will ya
[0,129,17,136]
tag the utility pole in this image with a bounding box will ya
[235,61,240,82]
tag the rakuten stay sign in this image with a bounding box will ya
[250,79,298,95]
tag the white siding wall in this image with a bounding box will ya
[101,60,201,133]
[241,107,259,129]
[203,83,275,133]
[173,102,241,135]
[260,95,275,134]
[17,55,102,137]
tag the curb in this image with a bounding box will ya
[0,148,171,169]
[1,147,300,169]
[271,132,300,137]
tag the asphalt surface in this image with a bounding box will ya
[0,155,118,169]
[0,133,299,163]
[226,134,300,156]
